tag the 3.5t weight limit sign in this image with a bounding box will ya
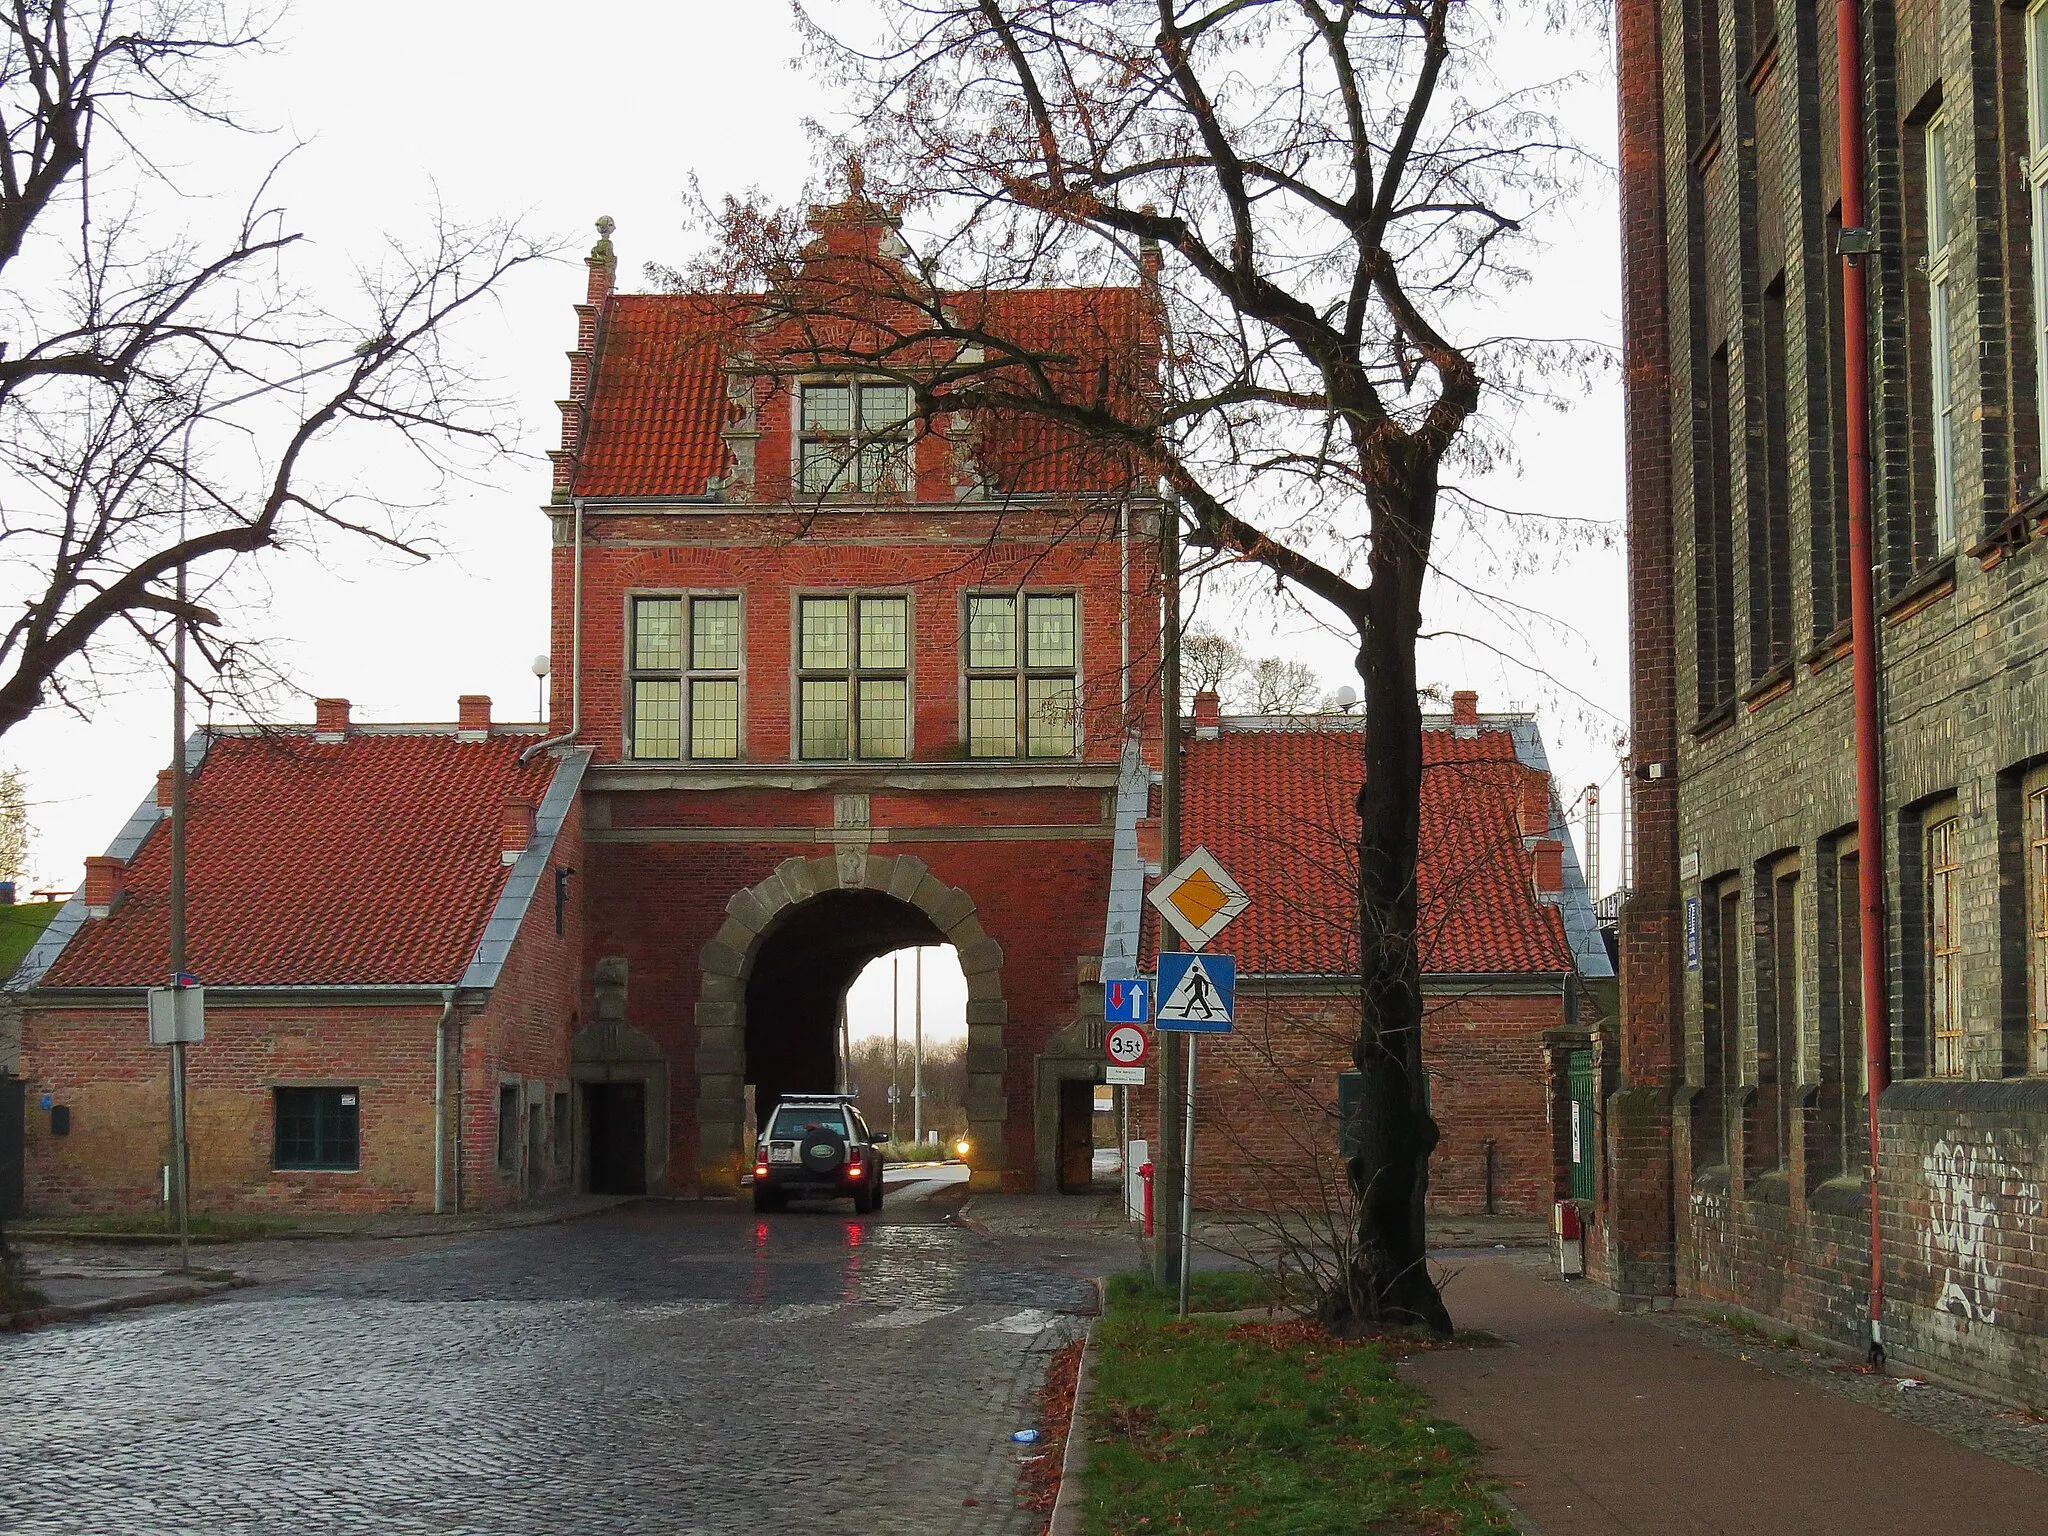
[1105,1023,1150,1067]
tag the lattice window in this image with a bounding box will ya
[2030,786,2048,1072]
[964,592,1079,758]
[2028,4,2048,489]
[798,380,913,496]
[1924,111,1959,550]
[273,1087,359,1171]
[629,595,742,761]
[1928,814,1964,1077]
[798,594,908,760]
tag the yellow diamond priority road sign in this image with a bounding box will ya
[1147,845,1250,949]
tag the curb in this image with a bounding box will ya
[8,1195,635,1249]
[3,1273,252,1334]
[1047,1276,1106,1535]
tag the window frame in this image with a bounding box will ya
[2028,3,2048,490]
[961,590,1083,760]
[794,377,915,498]
[793,590,913,762]
[1927,811,1965,1078]
[626,591,745,762]
[271,1085,361,1173]
[1923,109,1959,551]
[2028,778,2048,1073]
[496,1080,522,1174]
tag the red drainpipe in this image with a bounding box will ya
[1835,0,1892,1371]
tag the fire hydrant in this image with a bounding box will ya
[1139,1161,1155,1237]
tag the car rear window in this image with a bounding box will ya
[770,1106,847,1140]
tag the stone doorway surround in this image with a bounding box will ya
[570,955,671,1193]
[694,852,1007,1193]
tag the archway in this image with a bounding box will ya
[693,854,1006,1193]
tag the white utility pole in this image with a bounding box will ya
[912,947,925,1142]
[1584,784,1602,896]
[890,953,901,1140]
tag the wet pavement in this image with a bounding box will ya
[0,1192,1099,1535]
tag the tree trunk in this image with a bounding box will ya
[1326,470,1451,1338]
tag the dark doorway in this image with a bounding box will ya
[1057,1078,1094,1193]
[585,1081,646,1195]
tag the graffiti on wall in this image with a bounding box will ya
[1920,1134,2043,1327]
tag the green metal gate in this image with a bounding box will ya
[1567,1051,1595,1201]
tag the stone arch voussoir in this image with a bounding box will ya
[694,855,1008,1194]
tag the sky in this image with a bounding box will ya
[2,3,1627,1033]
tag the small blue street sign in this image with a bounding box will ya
[1104,977,1150,1024]
[1684,897,1701,972]
[1155,952,1236,1032]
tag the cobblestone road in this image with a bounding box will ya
[0,1193,1098,1535]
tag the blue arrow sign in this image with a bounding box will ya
[1155,952,1235,1032]
[1104,977,1150,1024]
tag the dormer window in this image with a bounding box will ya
[799,379,912,495]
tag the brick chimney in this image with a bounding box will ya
[1532,839,1565,903]
[82,855,125,918]
[1518,768,1552,840]
[313,698,351,742]
[1450,689,1480,729]
[456,695,492,742]
[1191,688,1222,739]
[502,797,535,865]
[155,769,173,815]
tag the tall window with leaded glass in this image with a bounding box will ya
[1924,110,1959,551]
[2028,782,2048,1072]
[797,594,908,760]
[2029,4,2048,487]
[1928,813,1964,1077]
[964,593,1079,758]
[630,594,742,761]
[798,380,913,495]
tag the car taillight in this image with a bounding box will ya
[847,1162,864,1177]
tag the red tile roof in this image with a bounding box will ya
[574,294,741,498]
[43,732,562,988]
[570,285,1150,499]
[1174,722,1574,977]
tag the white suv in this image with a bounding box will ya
[751,1095,888,1214]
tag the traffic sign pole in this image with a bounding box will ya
[1178,1031,1198,1318]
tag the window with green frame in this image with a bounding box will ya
[273,1087,359,1171]
[797,594,909,759]
[798,379,913,495]
[964,592,1078,758]
[629,594,742,760]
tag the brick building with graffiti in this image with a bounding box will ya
[1606,0,2048,1407]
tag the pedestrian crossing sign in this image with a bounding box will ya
[1154,952,1235,1032]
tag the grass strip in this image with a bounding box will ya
[1082,1272,1511,1535]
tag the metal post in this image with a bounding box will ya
[890,952,901,1141]
[1154,499,1184,1293]
[1176,1032,1198,1317]
[913,947,924,1143]
[168,542,192,1274]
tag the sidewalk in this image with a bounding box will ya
[3,1260,243,1332]
[1405,1254,2048,1535]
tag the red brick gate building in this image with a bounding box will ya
[10,199,1604,1217]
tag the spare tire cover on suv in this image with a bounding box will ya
[800,1126,848,1174]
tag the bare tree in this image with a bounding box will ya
[683,1,1592,1331]
[0,2,551,737]
[0,766,24,881]
[1244,654,1324,714]
[1181,624,1243,702]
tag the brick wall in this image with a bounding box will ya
[20,996,449,1215]
[17,794,589,1218]
[1620,0,2048,1396]
[1129,983,1565,1220]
